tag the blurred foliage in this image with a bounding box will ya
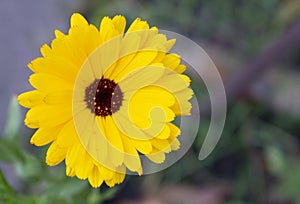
[86,1,300,203]
[1,0,300,203]
[0,97,119,204]
[140,101,300,203]
[86,0,296,55]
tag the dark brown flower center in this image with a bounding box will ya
[85,77,123,117]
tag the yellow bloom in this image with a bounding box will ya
[18,13,192,188]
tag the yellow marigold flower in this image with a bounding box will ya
[18,13,193,188]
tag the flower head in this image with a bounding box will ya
[18,13,192,188]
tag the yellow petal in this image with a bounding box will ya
[171,88,193,115]
[128,87,176,128]
[145,148,165,164]
[82,116,109,166]
[103,116,124,167]
[120,32,141,55]
[170,138,180,151]
[18,90,45,108]
[153,124,170,139]
[162,53,181,70]
[70,13,88,27]
[90,34,122,79]
[153,73,190,93]
[128,94,174,127]
[113,50,158,82]
[30,125,63,146]
[25,104,72,128]
[54,29,65,38]
[56,120,78,148]
[144,33,169,51]
[85,24,102,53]
[43,91,72,105]
[73,110,109,168]
[67,29,95,66]
[166,123,181,151]
[46,141,67,166]
[112,109,150,141]
[151,138,171,153]
[104,33,141,79]
[88,165,104,188]
[131,137,152,154]
[27,57,44,73]
[28,55,78,82]
[104,166,125,187]
[29,73,73,92]
[129,86,175,107]
[127,18,149,32]
[66,143,84,171]
[75,151,94,180]
[98,165,114,181]
[165,39,176,51]
[120,132,142,174]
[118,64,164,93]
[100,16,118,42]
[174,64,186,73]
[112,15,126,35]
[151,51,166,63]
[32,57,78,83]
[66,166,75,177]
[167,123,181,140]
[40,44,52,57]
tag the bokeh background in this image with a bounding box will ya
[1,0,300,203]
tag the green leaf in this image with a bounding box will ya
[265,145,286,176]
[277,163,300,202]
[4,95,22,139]
[97,187,119,204]
[14,153,43,182]
[87,189,102,204]
[0,169,14,193]
[0,137,25,163]
[0,169,17,203]
[46,178,87,201]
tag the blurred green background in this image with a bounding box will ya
[1,0,300,203]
